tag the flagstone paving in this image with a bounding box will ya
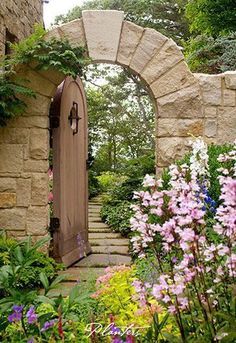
[51,196,131,296]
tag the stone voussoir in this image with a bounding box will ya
[82,10,124,62]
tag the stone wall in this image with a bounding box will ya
[0,0,43,56]
[196,72,236,144]
[0,10,235,242]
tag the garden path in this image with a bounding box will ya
[50,196,131,296]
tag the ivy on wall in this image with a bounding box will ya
[0,25,89,127]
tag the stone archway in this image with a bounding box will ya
[0,10,204,240]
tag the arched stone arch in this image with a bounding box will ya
[3,10,235,240]
[45,10,204,170]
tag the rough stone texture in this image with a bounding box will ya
[195,74,222,106]
[217,107,236,144]
[151,61,196,98]
[223,89,236,107]
[194,72,236,146]
[31,174,48,206]
[83,10,124,62]
[117,21,143,67]
[156,137,191,167]
[29,129,49,160]
[27,206,49,235]
[204,106,217,118]
[0,0,43,56]
[156,84,203,119]
[141,39,184,84]
[0,193,16,208]
[16,178,31,207]
[0,178,16,192]
[24,160,49,173]
[157,118,204,137]
[130,28,167,74]
[204,120,218,138]
[0,208,26,230]
[15,68,56,97]
[0,145,24,173]
[59,19,86,48]
[224,71,236,90]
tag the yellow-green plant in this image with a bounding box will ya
[91,265,174,340]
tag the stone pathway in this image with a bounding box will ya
[50,196,131,296]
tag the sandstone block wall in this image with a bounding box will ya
[195,72,236,144]
[0,0,43,56]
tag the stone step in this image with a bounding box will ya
[88,208,101,216]
[89,228,111,233]
[89,232,121,239]
[74,254,131,267]
[59,267,105,282]
[90,238,129,246]
[92,245,129,255]
[89,217,103,223]
[89,212,102,217]
[89,222,109,229]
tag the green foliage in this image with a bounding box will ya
[100,177,142,236]
[86,66,155,174]
[4,25,88,78]
[185,0,236,37]
[0,25,88,127]
[97,171,126,192]
[100,200,132,236]
[122,153,155,178]
[0,283,93,343]
[185,33,236,73]
[88,170,100,199]
[0,234,62,295]
[110,177,142,201]
[0,77,36,126]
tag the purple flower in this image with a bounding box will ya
[112,337,123,343]
[40,319,56,332]
[26,306,37,324]
[110,324,121,336]
[8,305,23,323]
[27,338,34,343]
[12,305,24,312]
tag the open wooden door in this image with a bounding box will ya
[50,76,91,267]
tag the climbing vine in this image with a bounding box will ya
[0,25,89,127]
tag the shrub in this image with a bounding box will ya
[97,171,126,192]
[123,153,155,179]
[0,234,62,295]
[110,177,143,201]
[88,170,100,199]
[100,200,132,236]
[91,265,175,341]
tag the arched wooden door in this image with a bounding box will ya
[50,76,91,267]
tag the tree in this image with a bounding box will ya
[186,0,236,37]
[85,65,155,173]
[184,0,236,73]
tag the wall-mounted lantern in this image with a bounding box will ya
[68,102,81,135]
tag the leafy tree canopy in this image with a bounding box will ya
[186,0,236,37]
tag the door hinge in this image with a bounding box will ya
[49,217,60,233]
[50,116,60,129]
